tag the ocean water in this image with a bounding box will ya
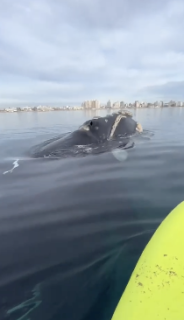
[0,107,184,320]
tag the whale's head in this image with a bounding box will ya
[79,112,143,143]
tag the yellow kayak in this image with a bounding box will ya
[111,201,184,320]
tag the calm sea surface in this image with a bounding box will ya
[0,108,184,320]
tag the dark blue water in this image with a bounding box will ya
[0,108,184,320]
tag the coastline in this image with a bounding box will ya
[0,102,184,113]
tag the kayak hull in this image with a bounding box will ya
[111,201,184,320]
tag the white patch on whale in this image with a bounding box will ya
[111,149,128,162]
[85,147,92,153]
[76,145,92,153]
[105,119,108,123]
[76,145,86,149]
[3,159,19,175]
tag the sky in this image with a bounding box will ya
[1,0,184,106]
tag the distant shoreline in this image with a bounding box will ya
[0,103,184,113]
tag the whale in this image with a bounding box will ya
[30,111,143,159]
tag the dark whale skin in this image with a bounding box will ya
[29,112,140,158]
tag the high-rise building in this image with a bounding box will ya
[120,101,125,108]
[82,100,100,109]
[82,100,92,109]
[169,100,176,107]
[113,101,120,109]
[107,100,112,108]
[135,101,140,108]
[177,101,183,107]
[91,100,100,109]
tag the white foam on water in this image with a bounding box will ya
[111,149,128,162]
[3,159,20,175]
[3,156,39,162]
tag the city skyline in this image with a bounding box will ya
[1,99,184,113]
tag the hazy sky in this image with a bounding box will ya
[1,0,184,105]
